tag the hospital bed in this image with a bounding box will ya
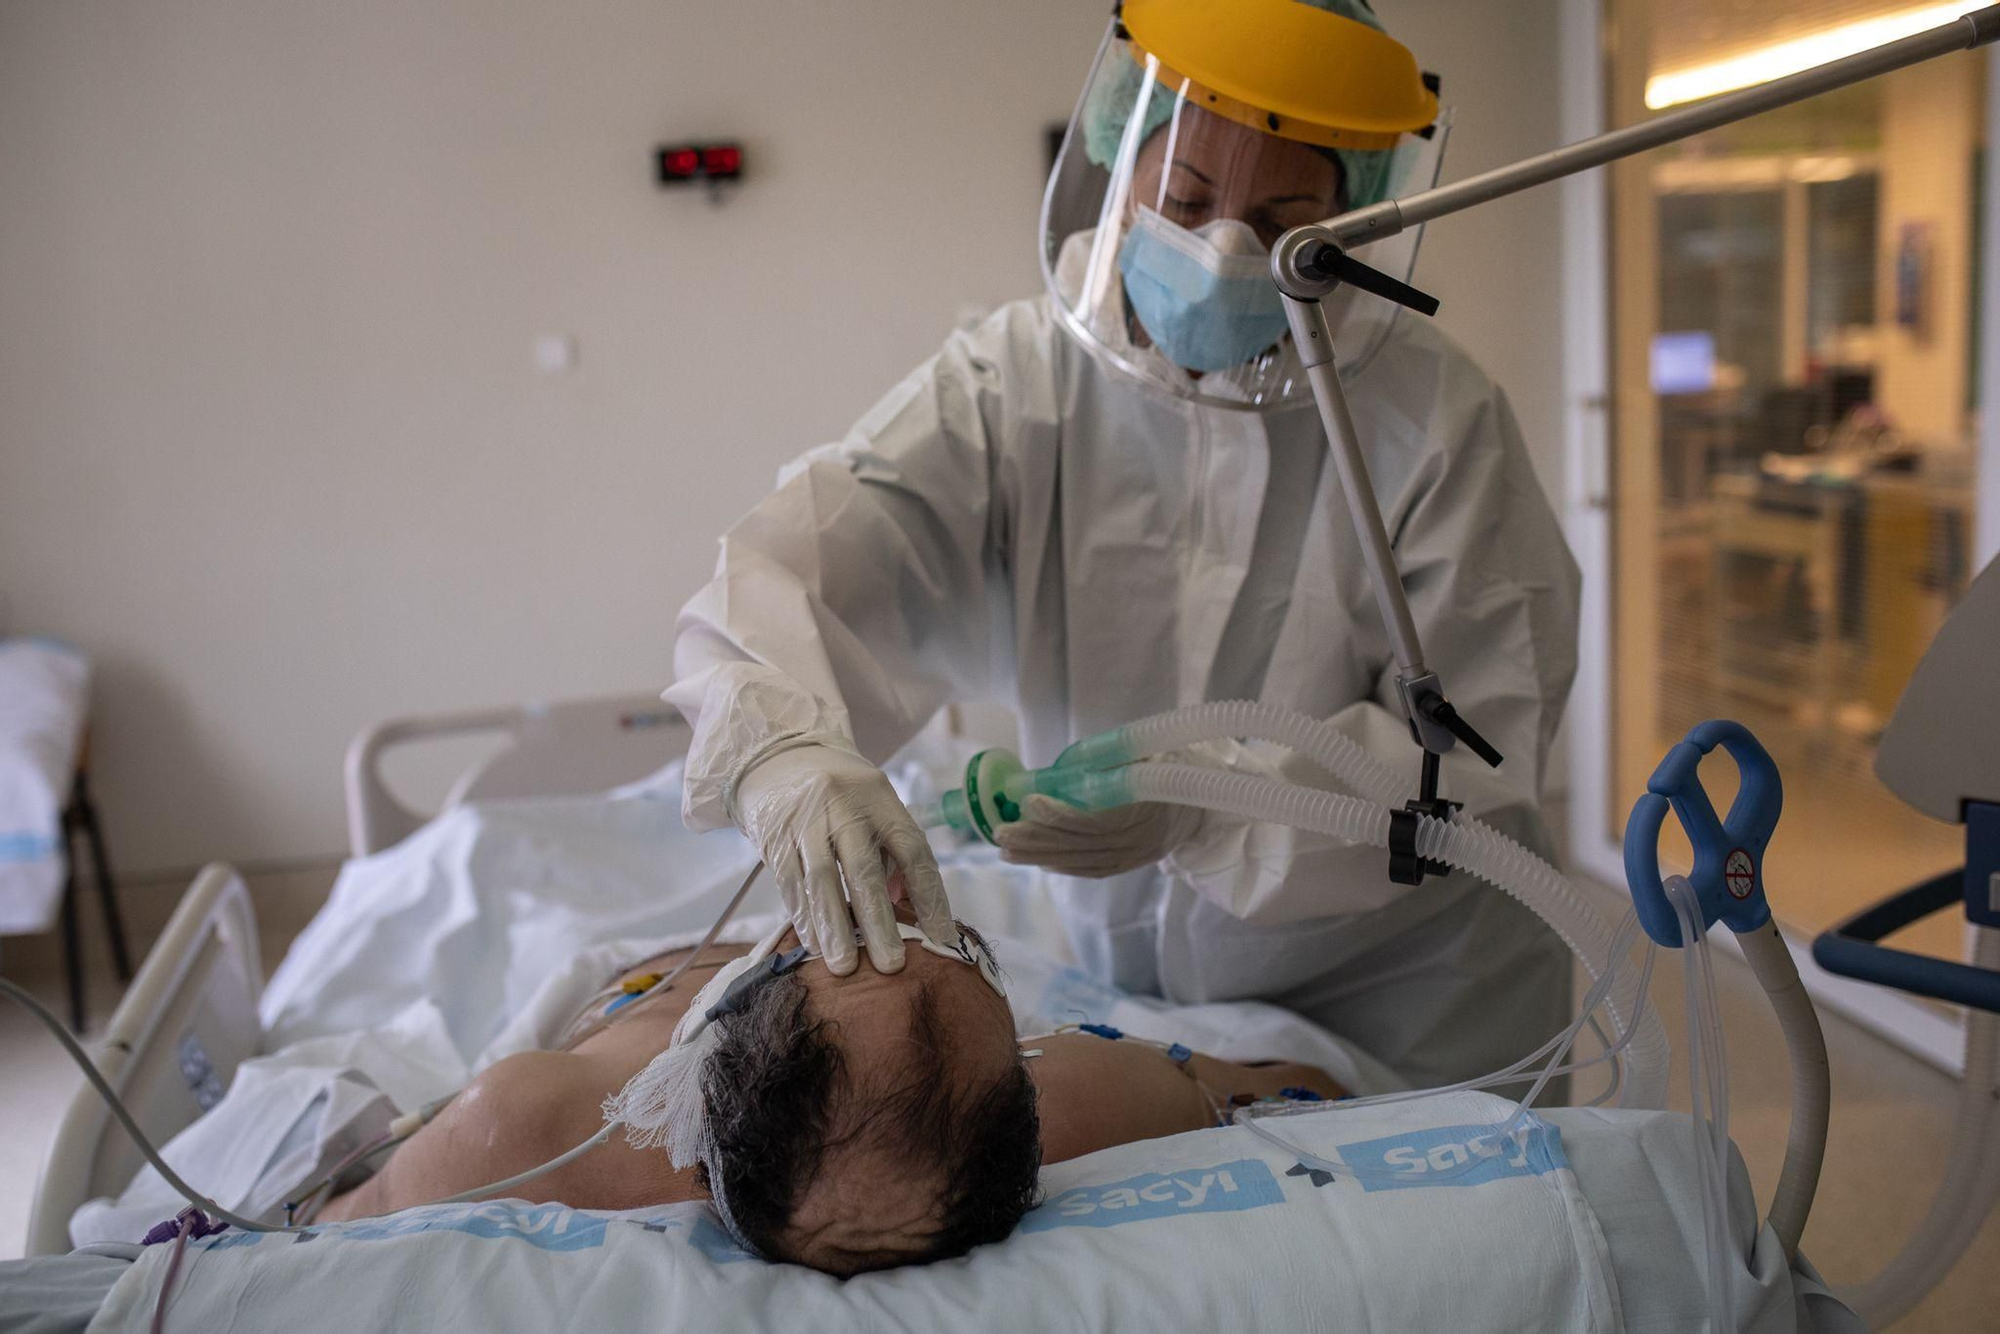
[20,838,1854,1332]
[27,688,697,1256]
[18,693,1856,1330]
[22,836,1856,1330]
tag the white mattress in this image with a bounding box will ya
[0,639,88,935]
[85,1095,1855,1333]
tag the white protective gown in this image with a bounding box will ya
[667,293,1582,1088]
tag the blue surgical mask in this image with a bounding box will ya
[1117,209,1289,373]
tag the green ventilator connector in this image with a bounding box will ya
[921,743,1134,846]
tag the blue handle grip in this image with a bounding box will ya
[1623,720,1781,947]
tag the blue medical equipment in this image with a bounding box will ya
[1621,718,1828,1333]
[1812,808,2000,1015]
[1623,720,1781,947]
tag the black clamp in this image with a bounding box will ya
[1388,750,1461,886]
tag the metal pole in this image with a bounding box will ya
[1285,298,1426,678]
[1284,294,1468,757]
[1296,5,2000,257]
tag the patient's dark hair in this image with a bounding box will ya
[698,969,1041,1273]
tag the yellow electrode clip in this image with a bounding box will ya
[1120,0,1437,150]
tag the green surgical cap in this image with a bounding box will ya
[1082,0,1401,211]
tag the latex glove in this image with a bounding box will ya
[995,794,1201,879]
[732,743,953,975]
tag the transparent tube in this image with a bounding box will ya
[1231,908,1659,1192]
[1251,916,1656,1121]
[1056,699,1405,804]
[1668,877,1736,1334]
[1123,761,1391,844]
[921,699,1667,1106]
[1047,701,1669,1099]
[1122,761,1670,1108]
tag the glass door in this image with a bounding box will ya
[1576,0,1992,1019]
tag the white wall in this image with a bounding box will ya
[0,0,1565,876]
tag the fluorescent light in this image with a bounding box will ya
[1644,2,1986,109]
[1790,153,1864,182]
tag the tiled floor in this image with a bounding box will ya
[1,860,1996,1328]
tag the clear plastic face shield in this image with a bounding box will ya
[1039,19,1448,409]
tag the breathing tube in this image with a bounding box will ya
[1668,876,1737,1334]
[917,699,1669,1110]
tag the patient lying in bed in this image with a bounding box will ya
[315,906,1342,1275]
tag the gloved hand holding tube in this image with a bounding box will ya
[731,741,954,975]
[996,796,1201,879]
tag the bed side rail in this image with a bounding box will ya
[344,705,526,858]
[25,864,262,1256]
[345,694,692,858]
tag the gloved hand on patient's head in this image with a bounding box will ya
[995,794,1202,879]
[731,741,955,975]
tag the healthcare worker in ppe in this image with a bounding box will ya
[666,0,1582,1088]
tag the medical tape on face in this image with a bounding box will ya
[901,922,1008,997]
[688,921,1002,1040]
[605,922,796,1167]
[818,920,1008,996]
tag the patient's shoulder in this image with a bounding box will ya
[455,1049,610,1161]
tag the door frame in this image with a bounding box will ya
[1557,0,2000,1074]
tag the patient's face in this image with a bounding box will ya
[781,912,1023,1272]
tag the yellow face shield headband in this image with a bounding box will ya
[1120,0,1438,151]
